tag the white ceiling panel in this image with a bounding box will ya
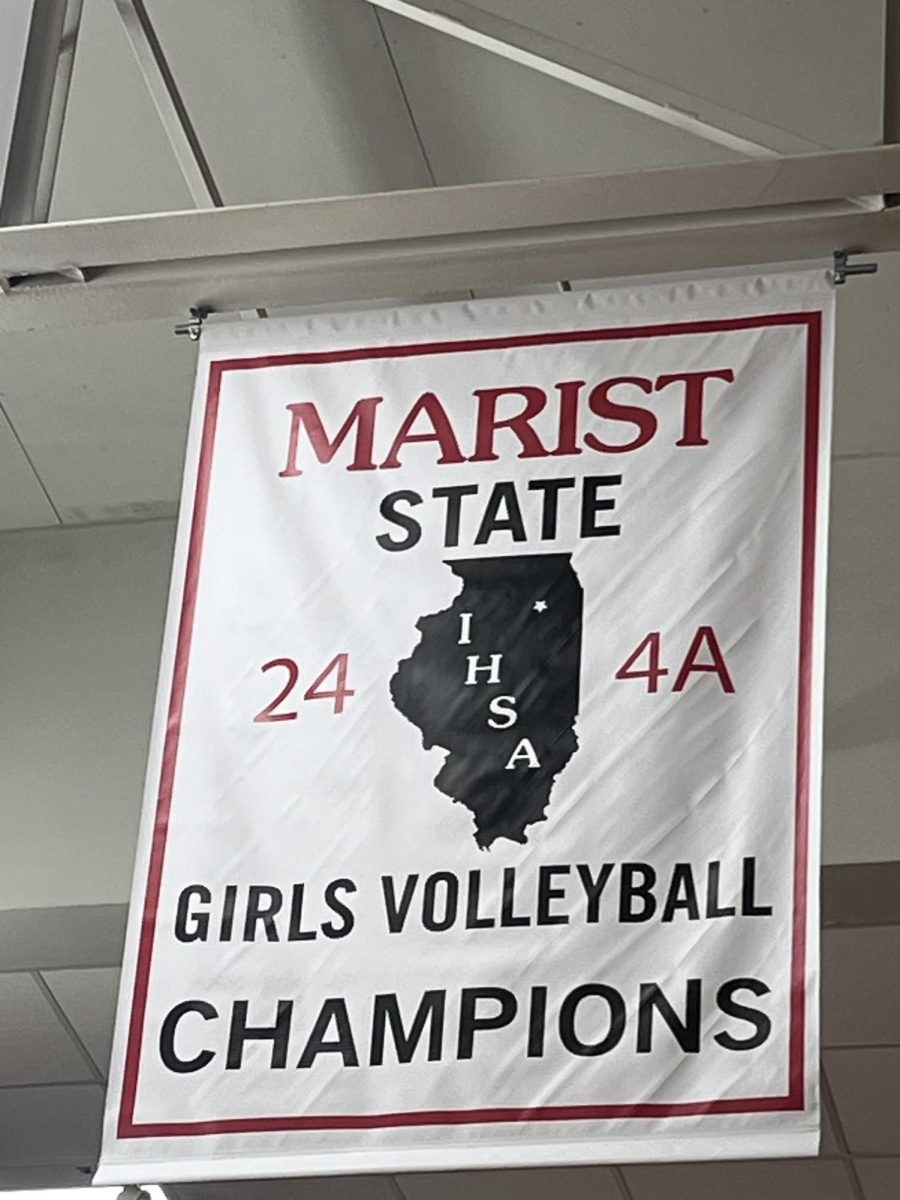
[41,968,121,1079]
[823,926,900,1047]
[822,457,900,864]
[825,1048,900,1155]
[0,973,94,1085]
[0,1164,98,1190]
[0,1082,103,1167]
[623,1158,856,1200]
[378,10,726,187]
[469,0,882,149]
[174,1176,401,1200]
[399,1166,623,1200]
[833,253,900,457]
[145,0,432,206]
[49,0,193,221]
[0,319,195,524]
[821,1101,841,1157]
[0,412,58,531]
[856,1158,900,1200]
[0,520,173,911]
[824,739,900,866]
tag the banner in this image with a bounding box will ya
[98,273,831,1183]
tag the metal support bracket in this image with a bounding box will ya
[174,305,212,340]
[830,249,879,286]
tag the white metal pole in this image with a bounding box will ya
[0,0,82,226]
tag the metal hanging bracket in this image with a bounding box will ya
[830,249,878,286]
[174,304,211,339]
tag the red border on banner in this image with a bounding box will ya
[118,311,822,1138]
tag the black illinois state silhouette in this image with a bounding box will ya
[390,554,583,848]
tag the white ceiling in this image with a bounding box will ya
[0,317,194,525]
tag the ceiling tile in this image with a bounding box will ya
[823,457,900,865]
[0,903,126,974]
[821,1099,841,1157]
[855,1158,900,1200]
[825,1048,900,1155]
[174,1177,400,1200]
[0,1083,103,1167]
[0,413,58,531]
[0,1161,99,1190]
[624,1158,855,1200]
[822,863,900,930]
[0,973,94,1085]
[833,252,900,457]
[0,1163,97,1190]
[0,320,194,526]
[42,968,121,1079]
[823,927,900,1047]
[399,1166,623,1200]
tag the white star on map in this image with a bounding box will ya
[533,600,548,613]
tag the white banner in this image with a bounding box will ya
[98,273,832,1183]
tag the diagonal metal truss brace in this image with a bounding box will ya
[113,0,223,209]
[364,0,824,158]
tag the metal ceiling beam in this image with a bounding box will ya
[2,146,893,271]
[3,201,898,332]
[1,146,899,331]
[364,0,823,158]
[0,0,83,227]
[113,0,222,209]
